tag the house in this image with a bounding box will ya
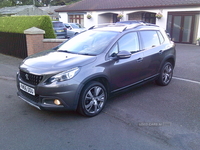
[55,0,200,44]
[0,5,48,16]
[39,5,64,20]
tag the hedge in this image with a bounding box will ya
[0,15,56,38]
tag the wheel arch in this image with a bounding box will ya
[74,75,111,109]
[166,57,175,68]
[159,55,176,72]
[82,75,110,94]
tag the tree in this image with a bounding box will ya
[0,1,11,8]
[0,0,81,8]
[51,0,66,6]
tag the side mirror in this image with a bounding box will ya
[66,26,72,30]
[116,50,131,59]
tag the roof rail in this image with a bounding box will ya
[88,23,128,32]
[88,22,156,32]
[88,23,116,30]
[122,23,145,31]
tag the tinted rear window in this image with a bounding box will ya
[53,22,64,28]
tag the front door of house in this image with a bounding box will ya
[167,13,195,43]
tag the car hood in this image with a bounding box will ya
[20,50,96,75]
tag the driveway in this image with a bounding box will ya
[0,44,200,150]
[105,44,200,149]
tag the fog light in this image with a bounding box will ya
[54,99,61,105]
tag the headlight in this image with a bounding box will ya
[47,67,80,83]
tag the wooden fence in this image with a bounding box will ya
[0,32,27,58]
[0,28,66,58]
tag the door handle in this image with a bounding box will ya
[137,57,143,62]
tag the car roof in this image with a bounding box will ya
[65,23,79,24]
[52,21,61,22]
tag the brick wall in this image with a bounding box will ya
[24,27,66,56]
[26,34,44,55]
[43,39,66,50]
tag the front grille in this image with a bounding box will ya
[20,70,43,85]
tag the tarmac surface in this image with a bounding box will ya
[0,43,200,150]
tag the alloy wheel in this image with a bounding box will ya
[162,64,173,84]
[84,86,105,114]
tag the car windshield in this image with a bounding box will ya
[57,30,118,55]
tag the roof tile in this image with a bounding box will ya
[55,0,200,12]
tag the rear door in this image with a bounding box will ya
[139,30,165,79]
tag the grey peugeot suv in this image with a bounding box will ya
[16,23,176,117]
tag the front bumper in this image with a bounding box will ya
[16,73,81,111]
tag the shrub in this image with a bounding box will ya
[0,15,56,38]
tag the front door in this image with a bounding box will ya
[167,13,195,43]
[107,32,144,91]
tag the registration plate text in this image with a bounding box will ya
[20,83,35,96]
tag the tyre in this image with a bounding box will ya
[77,81,107,117]
[156,62,173,86]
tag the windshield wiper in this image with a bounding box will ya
[58,50,96,56]
[57,50,77,54]
[79,53,96,56]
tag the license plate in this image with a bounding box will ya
[20,83,35,96]
[56,30,64,32]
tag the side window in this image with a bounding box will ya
[157,31,165,44]
[109,32,139,57]
[118,32,140,53]
[140,31,160,50]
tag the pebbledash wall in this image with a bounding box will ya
[24,27,65,56]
